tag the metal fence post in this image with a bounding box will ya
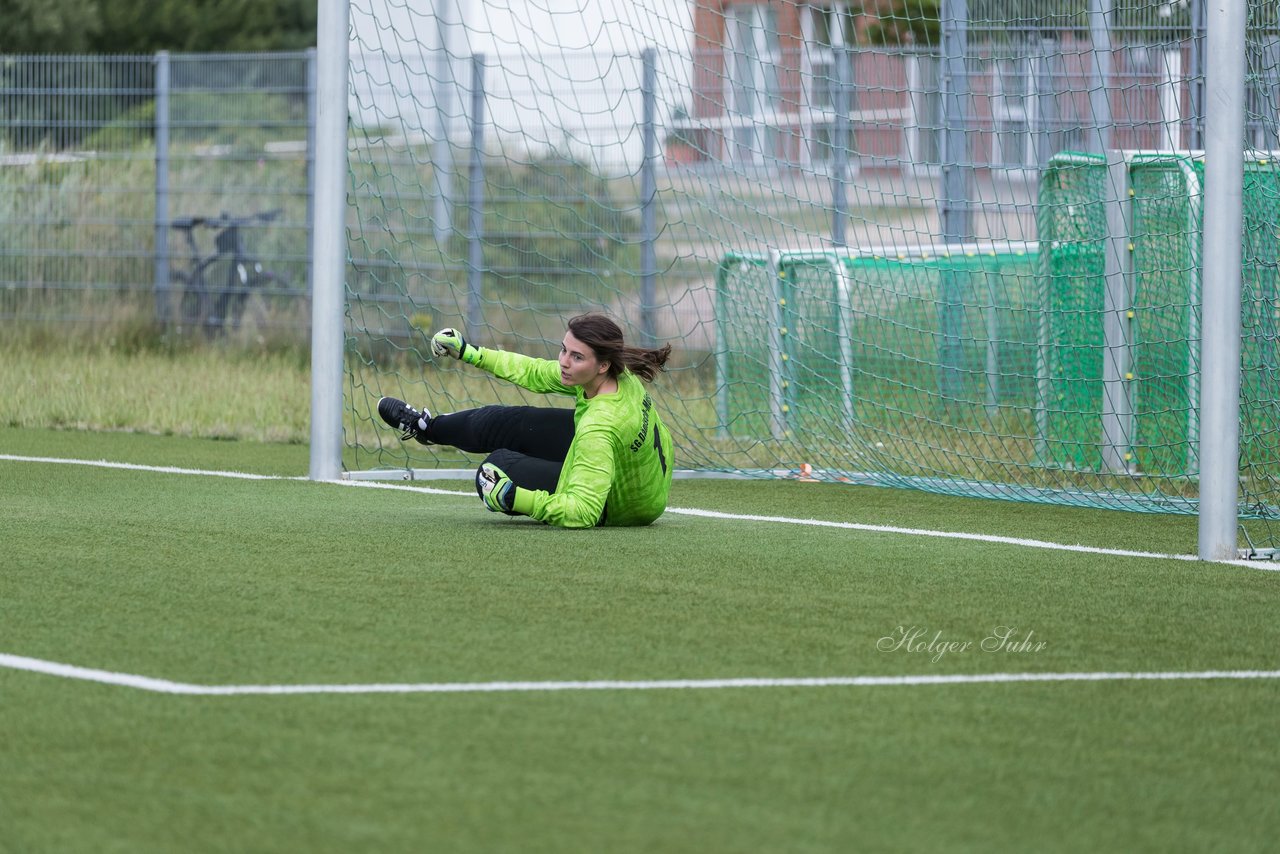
[433,0,458,245]
[1087,0,1113,154]
[831,43,850,249]
[466,54,486,334]
[1035,37,1057,169]
[940,0,971,402]
[1190,0,1206,150]
[940,0,970,244]
[153,51,171,326]
[305,47,318,304]
[640,47,658,348]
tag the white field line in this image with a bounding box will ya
[0,453,291,480]
[1,653,1278,696]
[663,506,1280,570]
[0,454,465,497]
[4,455,1278,696]
[2,453,1277,570]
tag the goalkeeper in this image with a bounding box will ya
[377,313,674,528]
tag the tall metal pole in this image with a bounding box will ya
[432,0,458,245]
[309,0,350,482]
[940,0,970,243]
[1087,0,1114,154]
[939,0,970,402]
[1198,0,1246,560]
[640,47,658,348]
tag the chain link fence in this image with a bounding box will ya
[0,51,314,341]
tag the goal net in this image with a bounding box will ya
[335,0,1280,552]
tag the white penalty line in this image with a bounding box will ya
[2,453,1278,570]
[663,507,1280,571]
[0,454,467,497]
[0,453,293,480]
[2,653,1278,697]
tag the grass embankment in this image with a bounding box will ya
[2,339,311,443]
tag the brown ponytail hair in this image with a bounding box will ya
[567,313,671,383]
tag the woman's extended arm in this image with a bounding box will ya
[432,327,573,395]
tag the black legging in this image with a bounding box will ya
[424,405,574,493]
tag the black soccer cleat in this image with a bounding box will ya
[378,396,433,445]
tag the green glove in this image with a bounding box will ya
[431,327,481,365]
[476,462,516,513]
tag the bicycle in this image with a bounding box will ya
[170,209,286,335]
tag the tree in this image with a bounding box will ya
[88,0,317,53]
[0,0,101,53]
[0,0,316,54]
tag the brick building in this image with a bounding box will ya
[675,1,1196,173]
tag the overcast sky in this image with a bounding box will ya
[469,0,692,52]
[351,0,695,56]
[346,0,696,170]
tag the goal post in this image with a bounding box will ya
[308,0,1269,559]
[308,0,349,483]
[1198,0,1246,560]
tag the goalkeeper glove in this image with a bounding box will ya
[431,327,481,365]
[476,462,516,513]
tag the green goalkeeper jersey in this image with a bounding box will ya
[471,347,673,528]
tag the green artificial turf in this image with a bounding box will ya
[1,429,1277,852]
